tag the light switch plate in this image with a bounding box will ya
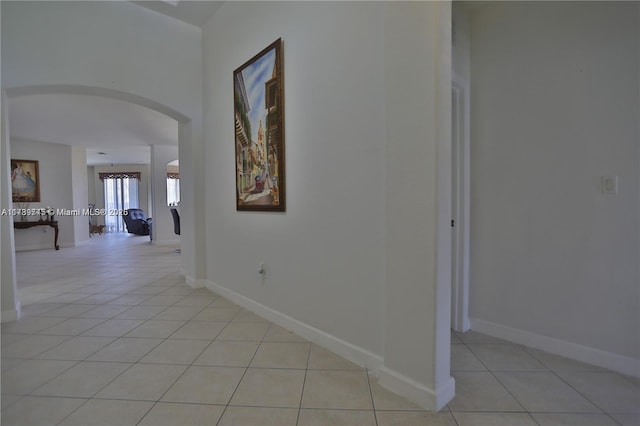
[602,176,618,195]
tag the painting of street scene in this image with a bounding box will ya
[234,38,285,211]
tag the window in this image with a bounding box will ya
[167,173,180,206]
[100,172,140,233]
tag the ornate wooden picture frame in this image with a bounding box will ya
[11,159,41,202]
[234,38,285,211]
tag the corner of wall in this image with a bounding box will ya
[378,366,455,411]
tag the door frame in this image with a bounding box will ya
[451,73,470,332]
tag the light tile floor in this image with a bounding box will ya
[2,234,639,425]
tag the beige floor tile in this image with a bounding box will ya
[530,412,619,425]
[1,393,23,410]
[231,368,306,408]
[369,379,427,410]
[76,293,121,304]
[209,297,241,308]
[153,306,204,321]
[216,322,270,341]
[139,295,185,306]
[448,372,524,412]
[36,336,116,360]
[139,402,226,425]
[87,337,163,362]
[526,349,606,373]
[307,344,363,370]
[1,359,77,395]
[454,331,513,344]
[302,370,373,410]
[193,307,242,321]
[194,340,260,367]
[115,305,167,320]
[1,333,30,347]
[611,413,640,426]
[376,410,457,426]
[0,396,87,426]
[2,316,67,334]
[556,371,640,414]
[158,286,195,296]
[451,344,487,371]
[42,293,93,304]
[32,361,131,397]
[495,372,601,413]
[452,412,538,425]
[298,408,377,426]
[58,398,154,426]
[75,304,131,319]
[251,342,310,369]
[1,334,71,359]
[106,294,153,305]
[219,406,299,426]
[39,318,107,336]
[96,363,187,401]
[233,309,271,323]
[124,319,186,338]
[170,320,226,340]
[173,295,216,307]
[81,319,145,337]
[40,304,96,317]
[451,330,463,344]
[263,324,309,343]
[162,365,245,404]
[467,344,548,371]
[139,338,210,364]
[0,357,25,372]
[18,303,66,317]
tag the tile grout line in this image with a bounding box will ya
[295,331,313,426]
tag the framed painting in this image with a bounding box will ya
[11,159,40,202]
[234,38,285,211]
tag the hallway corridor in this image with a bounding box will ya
[2,235,638,425]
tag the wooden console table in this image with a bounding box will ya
[14,220,59,250]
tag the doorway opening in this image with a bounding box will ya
[451,75,470,332]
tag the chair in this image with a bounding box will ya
[170,208,181,253]
[123,208,152,238]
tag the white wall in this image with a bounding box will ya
[1,91,20,321]
[1,0,204,281]
[204,0,387,358]
[10,139,76,250]
[469,2,639,374]
[71,146,89,243]
[203,1,453,409]
[453,3,471,82]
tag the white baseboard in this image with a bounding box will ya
[470,317,640,378]
[16,243,64,251]
[379,367,455,411]
[2,301,21,323]
[206,280,384,373]
[206,280,455,411]
[184,275,207,289]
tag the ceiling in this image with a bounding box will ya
[131,1,224,28]
[8,93,178,165]
[7,1,222,166]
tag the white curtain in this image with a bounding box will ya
[167,177,180,206]
[104,177,139,232]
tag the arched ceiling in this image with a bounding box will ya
[8,93,178,165]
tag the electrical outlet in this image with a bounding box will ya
[602,176,618,195]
